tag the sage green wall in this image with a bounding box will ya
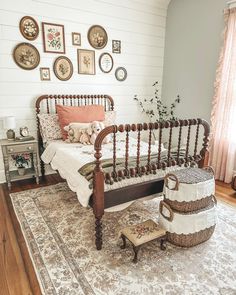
[162,0,227,121]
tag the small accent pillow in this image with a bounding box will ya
[38,114,62,143]
[104,111,116,126]
[56,104,105,140]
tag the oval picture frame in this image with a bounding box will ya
[53,56,73,81]
[87,25,108,49]
[13,42,40,70]
[19,16,39,41]
[99,53,113,73]
[115,67,127,82]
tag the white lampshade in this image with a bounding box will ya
[3,116,16,130]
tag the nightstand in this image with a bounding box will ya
[0,139,39,190]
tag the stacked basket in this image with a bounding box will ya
[159,167,217,247]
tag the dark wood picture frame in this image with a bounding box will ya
[53,56,73,81]
[40,67,51,81]
[19,16,39,41]
[42,22,66,54]
[72,32,81,46]
[77,49,95,75]
[13,42,40,70]
[112,40,121,54]
[87,25,108,49]
[99,52,113,73]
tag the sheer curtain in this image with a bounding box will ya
[209,8,236,183]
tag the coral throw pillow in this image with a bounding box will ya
[56,104,105,140]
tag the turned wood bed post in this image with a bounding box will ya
[198,119,210,168]
[93,126,115,250]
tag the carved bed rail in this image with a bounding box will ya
[92,118,210,250]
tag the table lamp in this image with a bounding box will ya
[3,116,16,140]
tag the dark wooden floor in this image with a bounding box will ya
[0,175,236,295]
[0,174,65,295]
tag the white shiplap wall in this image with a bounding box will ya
[0,0,170,183]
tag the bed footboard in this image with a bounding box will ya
[92,119,210,250]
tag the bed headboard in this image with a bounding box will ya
[35,94,115,175]
[36,94,114,114]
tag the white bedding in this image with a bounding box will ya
[41,137,182,211]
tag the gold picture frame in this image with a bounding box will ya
[77,49,95,75]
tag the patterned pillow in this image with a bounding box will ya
[38,114,62,142]
[104,111,116,126]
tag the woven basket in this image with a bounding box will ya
[159,200,216,248]
[166,225,215,247]
[163,166,215,213]
[164,195,216,213]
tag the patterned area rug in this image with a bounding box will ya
[11,183,236,295]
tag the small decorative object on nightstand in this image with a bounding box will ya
[3,116,16,140]
[0,139,40,190]
[120,219,167,263]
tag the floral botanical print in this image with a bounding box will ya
[11,183,236,295]
[42,23,65,53]
[47,28,62,50]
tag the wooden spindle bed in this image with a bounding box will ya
[36,94,210,250]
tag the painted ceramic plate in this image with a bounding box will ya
[53,56,73,81]
[115,67,127,81]
[20,16,39,40]
[13,43,40,70]
[87,25,108,49]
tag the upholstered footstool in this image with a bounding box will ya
[120,219,167,263]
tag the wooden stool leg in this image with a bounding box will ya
[160,236,167,251]
[120,234,127,249]
[133,245,140,263]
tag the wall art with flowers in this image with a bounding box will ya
[42,22,65,54]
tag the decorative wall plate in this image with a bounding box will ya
[87,25,108,49]
[13,43,40,70]
[53,56,73,81]
[99,53,113,73]
[19,16,39,40]
[115,67,127,81]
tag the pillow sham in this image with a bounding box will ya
[104,111,116,126]
[56,104,105,140]
[38,114,62,143]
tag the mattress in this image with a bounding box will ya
[41,136,184,211]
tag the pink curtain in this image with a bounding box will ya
[209,8,236,183]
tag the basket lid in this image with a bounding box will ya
[169,168,214,184]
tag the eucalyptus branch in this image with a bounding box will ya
[134,81,181,141]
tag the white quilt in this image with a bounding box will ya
[41,137,182,211]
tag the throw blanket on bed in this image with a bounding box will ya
[79,147,186,185]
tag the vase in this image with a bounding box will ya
[17,167,26,176]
